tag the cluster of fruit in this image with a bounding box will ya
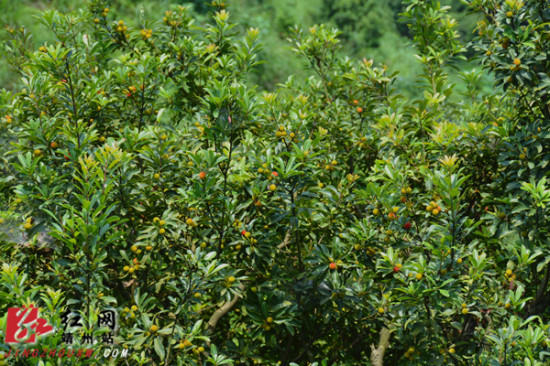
[123,258,140,274]
[140,28,153,40]
[121,305,138,319]
[426,201,441,215]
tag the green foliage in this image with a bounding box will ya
[0,0,549,365]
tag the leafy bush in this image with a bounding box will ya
[1,0,550,365]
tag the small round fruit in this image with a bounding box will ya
[506,11,513,17]
[198,346,205,353]
[388,212,396,220]
[50,141,58,148]
[406,187,412,194]
[33,149,42,157]
[462,308,468,315]
[373,208,380,216]
[415,273,423,280]
[505,269,512,277]
[146,245,153,251]
[199,171,206,180]
[514,58,521,66]
[150,325,158,332]
[23,222,32,230]
[449,348,455,354]
[159,228,166,235]
[393,266,400,273]
[153,173,160,180]
[186,218,194,226]
[378,307,385,314]
[269,184,276,192]
[159,220,165,226]
[457,258,463,264]
[432,209,440,215]
[329,262,337,270]
[356,107,363,114]
[266,317,273,323]
[403,222,412,230]
[128,267,135,274]
[505,303,511,309]
[392,207,399,213]
[123,266,130,272]
[131,305,138,311]
[131,245,137,252]
[227,276,236,283]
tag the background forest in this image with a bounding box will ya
[0,0,482,93]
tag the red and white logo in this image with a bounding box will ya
[4,305,54,343]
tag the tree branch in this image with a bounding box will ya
[207,284,245,332]
[370,327,391,366]
[277,229,292,249]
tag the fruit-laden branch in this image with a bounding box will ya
[370,327,391,366]
[207,284,245,332]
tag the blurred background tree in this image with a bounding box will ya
[0,0,486,95]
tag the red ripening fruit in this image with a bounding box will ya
[126,93,132,98]
[403,222,412,230]
[356,107,363,114]
[329,262,337,270]
[62,79,67,83]
[393,266,400,273]
[199,171,206,180]
[272,171,278,177]
[64,155,69,160]
[241,230,246,236]
[388,212,396,220]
